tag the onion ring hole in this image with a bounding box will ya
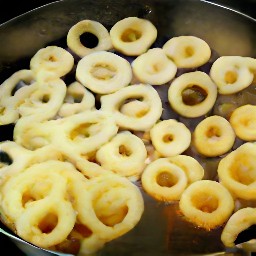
[11,81,31,96]
[38,212,58,234]
[225,70,238,84]
[168,71,217,118]
[90,63,116,80]
[80,32,99,49]
[191,192,219,213]
[182,85,207,106]
[119,144,132,157]
[121,28,142,42]
[156,171,178,187]
[70,123,96,140]
[0,151,13,167]
[96,202,128,227]
[119,97,149,118]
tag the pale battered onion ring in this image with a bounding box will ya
[76,51,132,94]
[141,158,188,201]
[18,78,67,119]
[221,207,256,247]
[179,180,234,230]
[0,140,109,183]
[119,100,149,118]
[0,156,144,254]
[0,141,32,179]
[76,174,144,241]
[0,69,35,103]
[79,234,106,255]
[13,116,57,150]
[210,56,255,94]
[193,115,236,157]
[217,142,256,200]
[54,110,118,155]
[229,104,256,141]
[16,199,76,248]
[167,155,204,184]
[96,131,147,180]
[0,160,90,248]
[100,84,162,131]
[30,45,74,78]
[14,110,118,155]
[0,141,62,180]
[110,16,157,56]
[0,69,35,125]
[168,71,218,118]
[13,79,67,149]
[150,119,191,157]
[2,172,68,223]
[132,48,177,85]
[67,19,113,57]
[58,81,95,117]
[162,36,211,68]
[63,151,111,179]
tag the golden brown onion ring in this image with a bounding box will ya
[221,207,256,247]
[193,115,236,157]
[217,142,256,200]
[179,180,234,230]
[229,104,256,141]
[150,119,191,157]
[141,158,188,201]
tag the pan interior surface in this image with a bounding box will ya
[0,0,255,255]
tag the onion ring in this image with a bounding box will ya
[179,180,234,230]
[100,84,162,131]
[168,71,218,118]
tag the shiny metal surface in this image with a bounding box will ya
[0,0,255,255]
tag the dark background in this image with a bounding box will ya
[0,0,255,24]
[0,0,255,255]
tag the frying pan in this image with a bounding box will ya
[0,0,255,255]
